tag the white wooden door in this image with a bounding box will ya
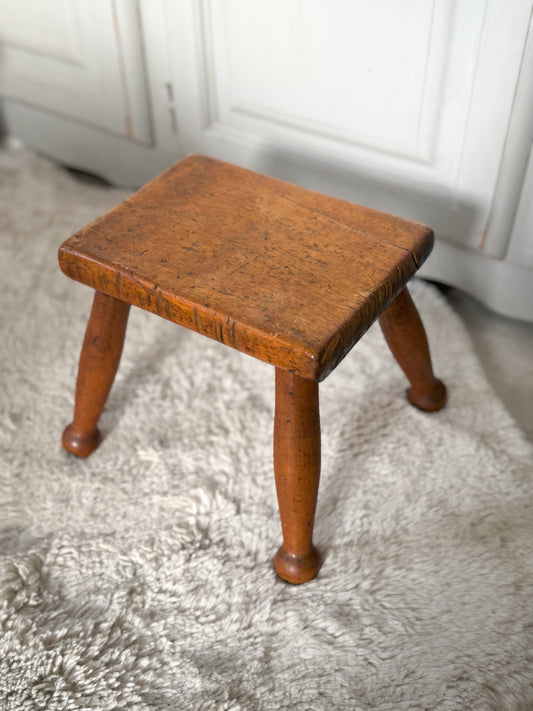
[148,0,532,258]
[0,0,152,143]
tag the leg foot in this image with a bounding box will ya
[275,545,321,585]
[379,286,446,412]
[63,291,130,457]
[406,378,446,412]
[62,424,101,458]
[273,369,321,584]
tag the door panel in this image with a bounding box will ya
[0,0,152,142]
[161,0,532,256]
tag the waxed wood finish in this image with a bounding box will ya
[59,154,446,584]
[274,369,321,584]
[59,154,434,381]
[379,288,446,411]
[62,291,130,457]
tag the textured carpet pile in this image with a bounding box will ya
[1,144,532,710]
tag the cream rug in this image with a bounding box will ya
[1,144,532,710]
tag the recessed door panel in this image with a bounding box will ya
[0,0,152,142]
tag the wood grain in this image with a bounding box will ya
[62,291,130,457]
[59,154,444,584]
[58,154,434,381]
[274,368,321,583]
[379,287,446,411]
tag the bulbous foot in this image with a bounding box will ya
[407,378,447,412]
[275,545,321,584]
[62,424,101,458]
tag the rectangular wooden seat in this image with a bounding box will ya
[59,154,433,381]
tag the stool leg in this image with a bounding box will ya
[379,286,446,411]
[273,368,321,583]
[62,291,131,457]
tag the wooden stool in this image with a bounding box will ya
[58,155,446,584]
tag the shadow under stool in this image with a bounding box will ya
[58,154,446,584]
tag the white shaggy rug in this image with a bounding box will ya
[1,144,533,711]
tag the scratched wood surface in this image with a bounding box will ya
[58,155,433,380]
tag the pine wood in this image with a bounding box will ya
[59,154,434,381]
[59,153,446,584]
[274,369,321,583]
[379,288,446,411]
[62,291,130,457]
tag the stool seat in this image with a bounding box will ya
[59,154,433,381]
[58,154,446,584]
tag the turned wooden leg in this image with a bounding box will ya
[273,368,321,584]
[379,286,446,412]
[62,291,131,457]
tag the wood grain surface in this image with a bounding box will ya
[62,291,130,457]
[274,368,321,583]
[59,154,434,381]
[379,287,446,411]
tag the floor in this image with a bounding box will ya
[4,148,532,709]
[435,284,533,443]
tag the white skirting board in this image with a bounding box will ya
[420,239,533,323]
